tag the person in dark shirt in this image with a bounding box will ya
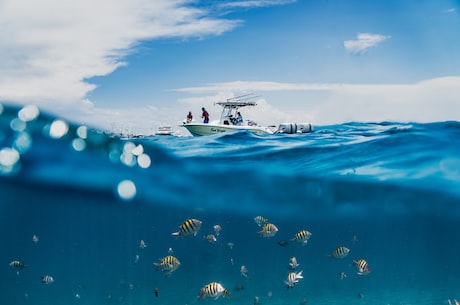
[201,107,209,123]
[235,112,243,125]
[186,111,193,123]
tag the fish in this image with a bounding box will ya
[277,240,289,247]
[139,240,147,249]
[258,223,278,238]
[172,218,202,237]
[154,255,181,274]
[254,216,268,227]
[9,260,27,269]
[240,265,249,278]
[198,282,231,300]
[288,257,300,270]
[32,234,39,243]
[339,271,347,279]
[291,230,312,245]
[213,224,222,236]
[330,246,350,259]
[41,275,54,284]
[155,287,158,297]
[204,234,217,243]
[285,271,303,288]
[353,259,370,275]
[134,254,139,264]
[226,242,234,250]
[168,247,174,254]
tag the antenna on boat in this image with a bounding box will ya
[227,93,261,104]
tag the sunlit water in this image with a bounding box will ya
[1,104,460,305]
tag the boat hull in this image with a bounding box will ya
[182,123,274,136]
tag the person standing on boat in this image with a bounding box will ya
[201,107,209,123]
[235,112,243,126]
[186,111,193,123]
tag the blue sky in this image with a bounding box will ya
[1,0,459,134]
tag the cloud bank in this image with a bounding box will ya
[344,33,391,54]
[0,0,240,105]
[176,77,460,128]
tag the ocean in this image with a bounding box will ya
[1,103,460,305]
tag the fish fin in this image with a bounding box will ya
[171,231,180,237]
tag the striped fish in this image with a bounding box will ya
[291,230,312,245]
[331,246,350,259]
[254,216,268,227]
[172,218,202,237]
[353,259,370,275]
[198,282,231,300]
[257,223,278,238]
[154,255,181,274]
[285,271,303,288]
[41,275,54,284]
[9,260,27,269]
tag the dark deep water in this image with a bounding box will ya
[1,104,460,305]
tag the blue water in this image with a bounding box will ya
[1,103,460,305]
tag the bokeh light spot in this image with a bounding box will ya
[117,180,137,201]
[18,105,40,122]
[49,120,69,139]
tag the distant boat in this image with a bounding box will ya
[156,126,174,136]
[181,95,313,137]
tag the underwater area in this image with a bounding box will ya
[1,104,460,305]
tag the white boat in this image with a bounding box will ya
[156,126,174,136]
[181,95,313,137]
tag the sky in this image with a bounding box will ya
[1,0,459,135]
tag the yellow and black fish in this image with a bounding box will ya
[330,246,350,259]
[9,260,27,269]
[353,259,370,275]
[172,218,202,237]
[291,230,312,245]
[154,255,181,274]
[198,282,231,300]
[257,223,278,238]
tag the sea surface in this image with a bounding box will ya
[1,103,460,305]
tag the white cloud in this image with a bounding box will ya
[219,0,297,9]
[0,0,240,105]
[344,33,391,54]
[174,77,460,129]
[446,8,456,13]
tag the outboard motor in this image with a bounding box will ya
[297,123,313,133]
[277,123,297,134]
[277,122,314,134]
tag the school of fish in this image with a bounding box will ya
[7,215,378,303]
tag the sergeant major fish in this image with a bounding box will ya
[254,216,268,227]
[204,234,217,243]
[291,230,312,245]
[258,223,278,238]
[172,219,202,237]
[198,282,231,300]
[353,259,370,275]
[154,255,181,275]
[330,246,350,259]
[285,271,303,288]
[9,260,27,269]
[288,257,300,270]
[213,224,222,236]
[41,275,54,284]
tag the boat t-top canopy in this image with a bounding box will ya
[215,100,257,107]
[215,94,259,108]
